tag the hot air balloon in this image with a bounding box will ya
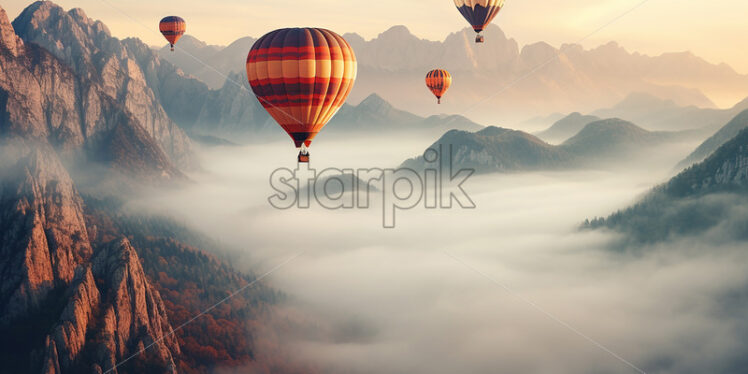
[426,69,452,104]
[454,0,505,43]
[246,28,357,163]
[159,16,186,51]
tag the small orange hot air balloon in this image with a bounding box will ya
[246,28,357,163]
[159,16,186,51]
[425,69,452,104]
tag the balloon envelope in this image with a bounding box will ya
[246,28,357,148]
[159,16,186,50]
[426,69,452,104]
[453,0,505,36]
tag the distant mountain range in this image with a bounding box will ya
[159,26,748,124]
[590,92,748,132]
[183,80,484,141]
[586,120,748,244]
[535,92,748,145]
[403,118,682,173]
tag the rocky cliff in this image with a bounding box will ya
[0,143,179,374]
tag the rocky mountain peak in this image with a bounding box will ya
[0,6,23,56]
[358,93,392,112]
[378,25,415,40]
[12,0,195,169]
[520,41,557,65]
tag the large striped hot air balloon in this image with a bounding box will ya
[425,69,452,104]
[159,16,186,51]
[246,28,357,163]
[454,0,505,43]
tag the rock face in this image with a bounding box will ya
[87,239,180,374]
[0,3,182,181]
[0,143,179,374]
[0,143,91,323]
[11,1,195,169]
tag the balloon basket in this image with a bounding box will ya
[475,34,485,43]
[298,150,310,163]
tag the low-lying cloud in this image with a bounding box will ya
[128,134,748,374]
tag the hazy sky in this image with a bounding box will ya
[4,0,748,74]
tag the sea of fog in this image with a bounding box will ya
[129,134,748,374]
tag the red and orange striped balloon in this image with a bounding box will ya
[425,69,452,104]
[246,28,357,152]
[159,16,186,51]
